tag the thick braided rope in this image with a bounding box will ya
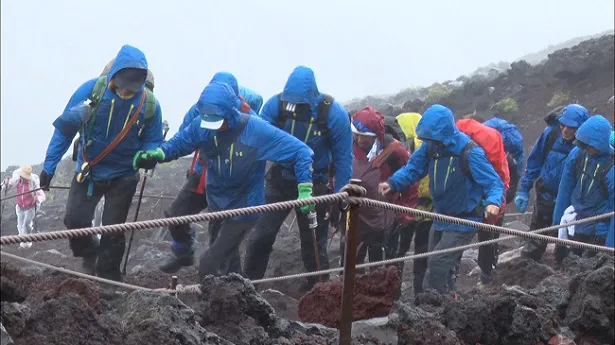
[0,192,348,245]
[352,197,614,253]
[2,210,611,294]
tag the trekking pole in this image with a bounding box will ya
[122,120,170,275]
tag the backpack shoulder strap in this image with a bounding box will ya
[316,94,334,135]
[275,93,288,128]
[89,76,108,106]
[600,154,614,197]
[373,137,402,169]
[543,125,561,157]
[460,140,479,178]
[142,89,157,124]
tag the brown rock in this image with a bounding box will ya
[50,278,100,311]
[297,266,400,328]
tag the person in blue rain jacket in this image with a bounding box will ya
[379,104,505,295]
[239,86,263,113]
[552,115,614,256]
[516,104,589,261]
[133,81,314,279]
[243,65,353,290]
[39,45,164,281]
[160,72,256,274]
[483,117,525,202]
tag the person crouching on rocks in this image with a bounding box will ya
[338,106,419,271]
[551,115,614,259]
[3,165,46,248]
[133,81,315,280]
[378,104,505,297]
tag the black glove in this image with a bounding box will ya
[39,171,53,191]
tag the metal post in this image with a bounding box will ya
[338,179,361,345]
[170,275,178,297]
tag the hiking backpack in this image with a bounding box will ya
[572,150,615,198]
[542,105,566,158]
[275,93,334,146]
[384,116,413,152]
[72,76,157,161]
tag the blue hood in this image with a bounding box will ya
[197,82,242,129]
[107,45,148,90]
[416,104,460,147]
[281,66,320,105]
[558,104,589,128]
[210,72,239,96]
[239,86,263,113]
[575,115,614,155]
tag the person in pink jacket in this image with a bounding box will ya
[3,165,46,248]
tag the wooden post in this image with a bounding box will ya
[338,179,362,345]
[170,275,178,297]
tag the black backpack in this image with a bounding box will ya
[275,93,334,147]
[542,105,566,157]
[572,150,614,198]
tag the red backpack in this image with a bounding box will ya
[456,119,510,211]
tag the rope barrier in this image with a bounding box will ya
[352,197,614,253]
[0,192,349,245]
[0,182,611,295]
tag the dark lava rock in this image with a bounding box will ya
[198,273,279,345]
[0,303,30,339]
[297,266,400,328]
[395,302,463,345]
[49,278,100,311]
[15,293,122,345]
[564,265,615,344]
[0,278,24,304]
[492,257,555,289]
[116,290,229,345]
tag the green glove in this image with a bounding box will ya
[297,182,315,213]
[133,148,165,170]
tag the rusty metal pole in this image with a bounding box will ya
[338,179,362,345]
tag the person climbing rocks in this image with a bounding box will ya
[3,166,46,248]
[338,106,418,269]
[243,65,353,290]
[393,112,433,296]
[456,118,510,288]
[40,44,165,281]
[133,81,315,280]
[159,72,256,274]
[379,104,505,296]
[515,104,589,262]
[551,115,614,259]
[483,116,524,203]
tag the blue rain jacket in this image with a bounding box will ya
[553,115,614,239]
[519,104,589,198]
[388,105,505,232]
[43,45,164,180]
[259,66,353,192]
[159,82,314,221]
[239,86,263,113]
[483,117,525,176]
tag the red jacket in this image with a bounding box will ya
[352,107,419,227]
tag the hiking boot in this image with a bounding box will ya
[98,268,122,282]
[82,255,97,276]
[159,251,194,274]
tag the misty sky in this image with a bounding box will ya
[1,0,614,171]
